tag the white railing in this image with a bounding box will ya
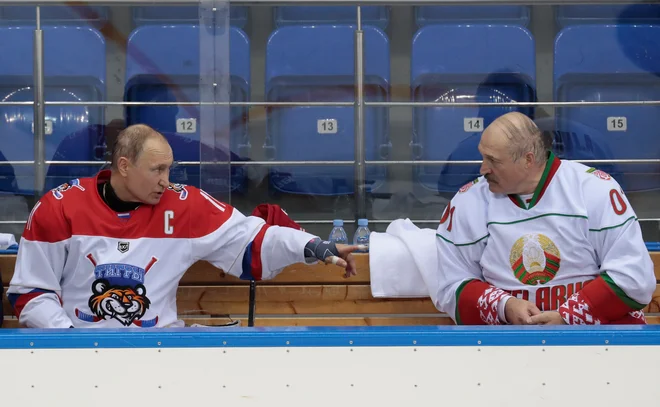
[5,0,660,222]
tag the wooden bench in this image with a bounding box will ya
[2,252,660,327]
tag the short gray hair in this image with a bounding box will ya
[496,112,552,165]
[110,124,164,169]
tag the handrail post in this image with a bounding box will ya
[354,5,366,221]
[33,5,46,199]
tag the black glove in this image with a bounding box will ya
[304,237,340,263]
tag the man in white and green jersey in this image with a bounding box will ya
[435,112,655,325]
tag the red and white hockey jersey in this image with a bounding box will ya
[435,152,656,325]
[7,170,318,328]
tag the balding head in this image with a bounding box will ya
[488,112,551,165]
[111,124,168,170]
[478,112,553,195]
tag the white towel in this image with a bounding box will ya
[0,233,17,250]
[368,219,441,309]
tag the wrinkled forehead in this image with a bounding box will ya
[138,138,174,165]
[478,123,511,158]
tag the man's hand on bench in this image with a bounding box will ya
[329,244,365,278]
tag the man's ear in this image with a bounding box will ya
[117,157,130,176]
[525,151,536,168]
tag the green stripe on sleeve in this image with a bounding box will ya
[601,272,646,310]
[588,216,637,232]
[436,233,489,247]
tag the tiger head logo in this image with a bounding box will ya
[75,254,159,327]
[88,279,150,326]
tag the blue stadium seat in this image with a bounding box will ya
[265,25,390,196]
[556,4,660,28]
[0,5,108,28]
[554,25,660,192]
[0,150,17,195]
[132,6,248,29]
[415,6,530,27]
[273,6,389,30]
[534,116,617,178]
[0,26,106,196]
[411,24,536,193]
[124,25,250,193]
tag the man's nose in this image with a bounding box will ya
[159,172,169,187]
[480,162,491,176]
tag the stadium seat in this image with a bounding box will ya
[132,6,248,29]
[411,24,536,194]
[534,116,617,178]
[0,5,109,28]
[273,6,390,30]
[415,6,530,28]
[124,25,250,193]
[264,25,390,197]
[0,26,106,196]
[555,4,660,28]
[554,25,660,192]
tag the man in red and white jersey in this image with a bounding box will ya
[7,124,361,328]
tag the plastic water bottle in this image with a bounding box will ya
[353,218,370,252]
[328,219,348,244]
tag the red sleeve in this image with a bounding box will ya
[559,274,647,325]
[187,187,235,238]
[23,193,70,243]
[455,280,512,325]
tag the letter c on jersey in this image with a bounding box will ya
[164,210,174,235]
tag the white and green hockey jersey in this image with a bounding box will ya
[435,152,656,325]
